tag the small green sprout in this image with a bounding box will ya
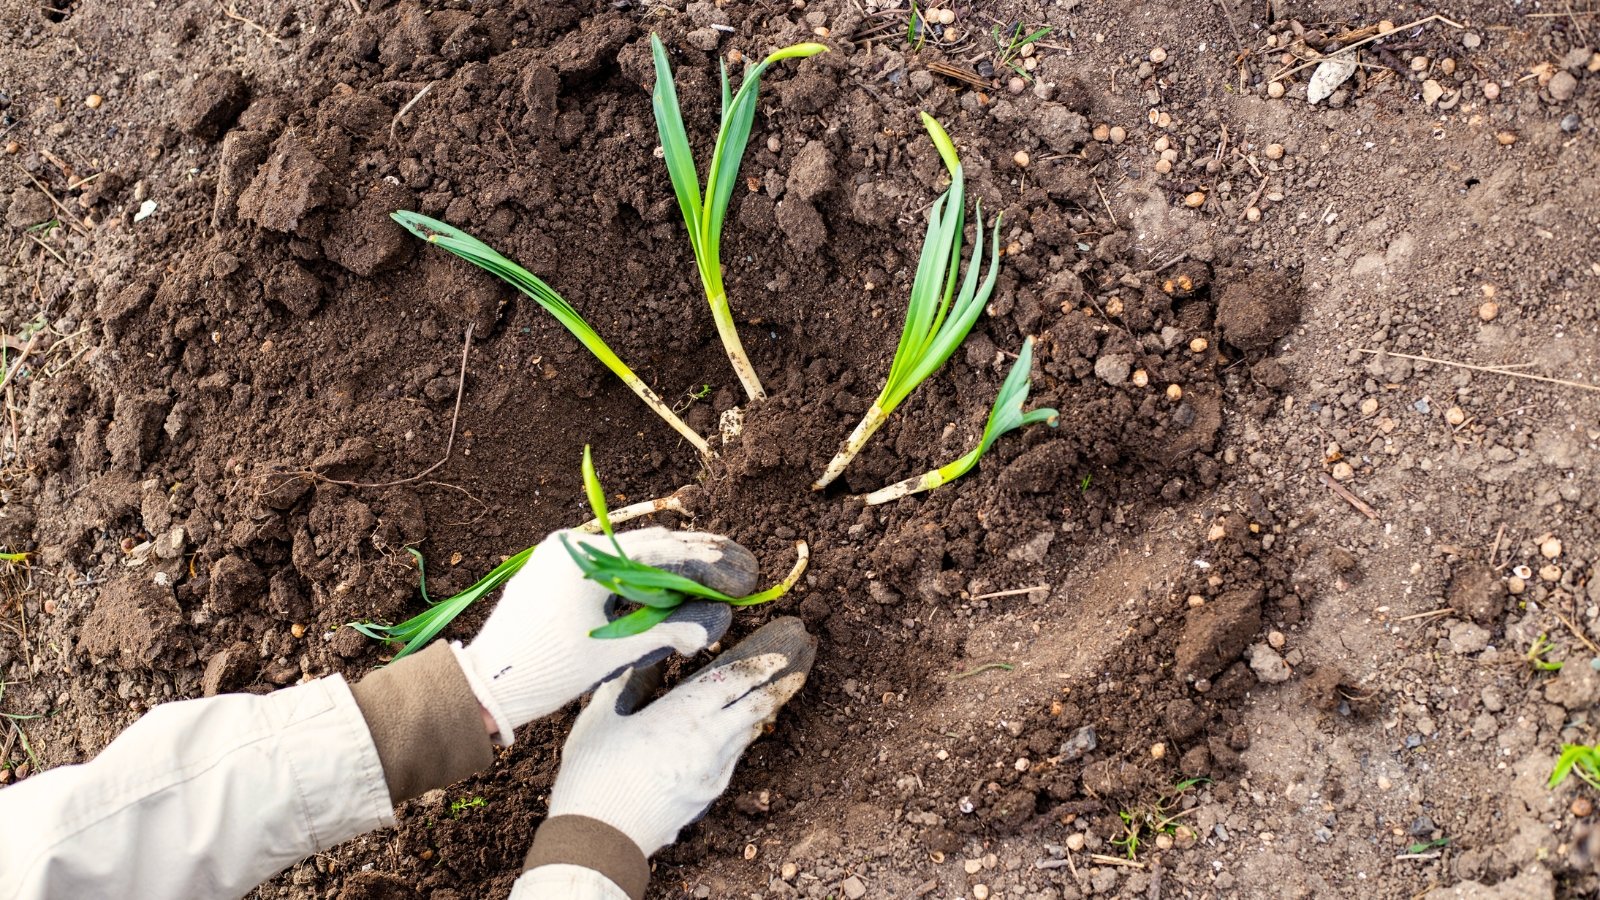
[861,337,1056,504]
[1550,743,1600,790]
[906,2,926,51]
[1527,633,1564,672]
[0,551,29,563]
[991,23,1052,80]
[347,545,535,661]
[449,795,487,817]
[1111,777,1208,858]
[564,446,807,638]
[0,680,42,774]
[650,34,828,403]
[813,113,1002,490]
[392,211,712,457]
[1079,474,1092,492]
[1404,837,1451,855]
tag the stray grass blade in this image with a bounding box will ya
[392,211,712,457]
[651,34,828,403]
[862,337,1057,504]
[564,445,808,637]
[813,113,1002,489]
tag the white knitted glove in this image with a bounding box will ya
[547,617,816,856]
[453,527,757,745]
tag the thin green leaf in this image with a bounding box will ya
[1551,745,1586,788]
[589,604,678,639]
[347,544,536,660]
[651,35,704,256]
[1017,26,1053,46]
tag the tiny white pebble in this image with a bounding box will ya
[1542,537,1563,559]
[1149,46,1168,64]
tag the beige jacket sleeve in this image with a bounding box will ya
[0,674,392,900]
[0,641,637,900]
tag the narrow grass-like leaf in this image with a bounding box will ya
[862,338,1057,504]
[651,34,828,402]
[813,113,1004,489]
[392,211,711,457]
[347,544,536,661]
[566,445,808,637]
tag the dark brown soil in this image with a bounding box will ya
[5,0,1600,898]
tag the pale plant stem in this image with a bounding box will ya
[707,289,767,402]
[622,374,713,457]
[576,493,686,534]
[862,470,944,505]
[813,405,889,490]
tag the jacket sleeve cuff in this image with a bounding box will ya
[523,815,649,900]
[349,641,495,805]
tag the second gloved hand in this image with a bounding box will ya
[454,527,757,744]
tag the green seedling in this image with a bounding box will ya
[861,337,1056,504]
[1079,474,1092,492]
[392,212,712,457]
[1527,633,1564,672]
[906,2,926,51]
[449,795,487,817]
[1405,837,1451,855]
[564,446,807,638]
[813,114,1002,490]
[0,551,29,563]
[347,545,536,661]
[1550,743,1600,791]
[650,34,828,403]
[1111,777,1209,859]
[991,22,1052,80]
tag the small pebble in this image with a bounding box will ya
[1109,125,1127,143]
[1189,337,1209,353]
[1267,81,1285,98]
[1013,150,1030,167]
[964,859,983,875]
[1478,300,1500,321]
[1360,397,1379,416]
[1092,123,1111,142]
[1065,833,1086,852]
[3,141,18,155]
[1268,630,1286,649]
[85,94,103,109]
[1014,757,1030,772]
[1174,825,1197,849]
[1561,113,1582,133]
[1483,81,1501,100]
[1549,70,1578,102]
[1409,56,1430,72]
[813,26,829,37]
[1166,384,1183,401]
[1183,191,1206,208]
[782,863,798,880]
[1265,143,1285,160]
[1332,461,1355,481]
[1542,537,1563,559]
[1160,147,1179,162]
[1574,796,1594,817]
[1008,76,1027,94]
[767,135,781,153]
[1445,406,1466,426]
[1150,742,1166,760]
[727,49,744,64]
[1245,206,1261,222]
[1378,775,1393,791]
[1150,46,1168,64]
[1462,32,1482,49]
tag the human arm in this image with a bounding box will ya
[0,528,752,900]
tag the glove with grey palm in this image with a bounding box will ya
[453,527,757,744]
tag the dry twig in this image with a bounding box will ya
[1355,348,1600,393]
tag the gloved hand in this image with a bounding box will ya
[546,616,816,856]
[453,527,756,744]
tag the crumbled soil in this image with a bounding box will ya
[3,0,1600,898]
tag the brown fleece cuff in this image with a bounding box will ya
[350,642,495,806]
[523,815,650,900]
